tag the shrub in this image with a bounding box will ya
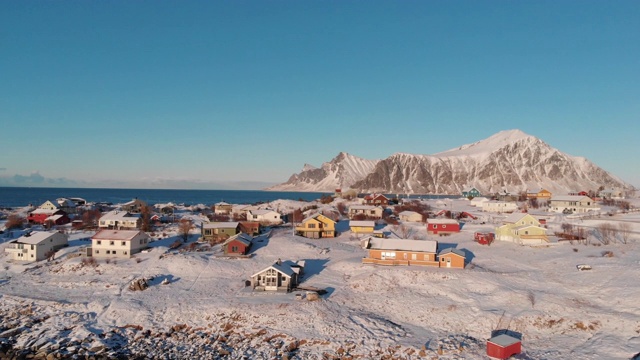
[5,214,25,229]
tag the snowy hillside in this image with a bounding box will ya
[1,197,640,359]
[267,152,379,192]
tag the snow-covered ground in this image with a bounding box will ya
[1,198,639,359]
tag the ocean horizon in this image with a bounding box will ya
[0,187,332,208]
[0,187,459,208]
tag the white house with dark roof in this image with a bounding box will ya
[250,259,305,292]
[90,229,150,259]
[4,231,68,262]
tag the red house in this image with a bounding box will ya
[427,219,460,236]
[364,193,389,206]
[239,221,260,236]
[487,334,521,359]
[28,209,68,225]
[44,214,71,227]
[222,233,253,256]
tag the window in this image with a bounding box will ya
[123,251,127,255]
[110,241,114,246]
[121,241,126,246]
[95,250,99,254]
[442,225,447,229]
[97,240,102,245]
[31,254,34,258]
[204,229,212,236]
[308,224,316,229]
[231,246,238,252]
[106,250,111,254]
[433,225,438,229]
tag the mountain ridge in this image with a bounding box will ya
[267,130,632,194]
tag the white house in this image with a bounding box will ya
[481,201,519,213]
[90,229,150,259]
[398,211,423,222]
[38,200,60,211]
[348,205,383,219]
[250,259,305,292]
[549,195,600,214]
[4,231,68,262]
[98,210,141,230]
[598,188,624,200]
[246,209,282,224]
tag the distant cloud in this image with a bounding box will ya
[0,171,81,187]
[0,172,274,190]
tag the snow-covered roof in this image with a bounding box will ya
[45,214,65,221]
[367,238,437,253]
[349,221,375,227]
[203,222,239,229]
[248,209,280,215]
[427,219,459,225]
[550,195,592,202]
[349,205,382,211]
[215,201,231,206]
[251,261,298,278]
[398,211,419,216]
[92,229,145,241]
[502,213,531,224]
[488,334,520,347]
[100,210,139,221]
[30,208,58,215]
[438,248,465,258]
[223,233,252,247]
[14,231,65,245]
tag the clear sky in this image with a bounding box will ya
[1,1,639,189]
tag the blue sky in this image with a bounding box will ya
[1,1,639,189]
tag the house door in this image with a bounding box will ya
[411,254,417,261]
[446,258,451,268]
[265,269,278,290]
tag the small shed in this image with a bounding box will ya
[487,334,521,359]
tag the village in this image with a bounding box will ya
[1,186,639,359]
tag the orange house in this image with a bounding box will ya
[438,248,466,269]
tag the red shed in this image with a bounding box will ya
[487,334,521,359]
[222,233,253,256]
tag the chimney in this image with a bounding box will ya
[276,258,282,265]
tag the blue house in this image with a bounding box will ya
[462,186,482,198]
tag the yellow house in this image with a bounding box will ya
[526,188,552,200]
[295,214,336,239]
[495,213,548,245]
[349,220,375,235]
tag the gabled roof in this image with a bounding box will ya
[215,201,231,206]
[301,213,334,225]
[502,213,536,224]
[398,210,420,216]
[438,248,466,258]
[349,220,375,227]
[349,205,382,211]
[513,224,547,232]
[92,229,147,241]
[45,214,66,222]
[427,219,459,225]
[30,208,59,215]
[223,233,252,247]
[203,222,240,229]
[367,238,437,253]
[550,195,592,202]
[248,209,280,216]
[251,260,302,278]
[14,231,66,245]
[100,210,140,221]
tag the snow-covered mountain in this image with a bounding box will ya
[266,152,379,192]
[268,130,632,194]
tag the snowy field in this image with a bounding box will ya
[1,198,640,359]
